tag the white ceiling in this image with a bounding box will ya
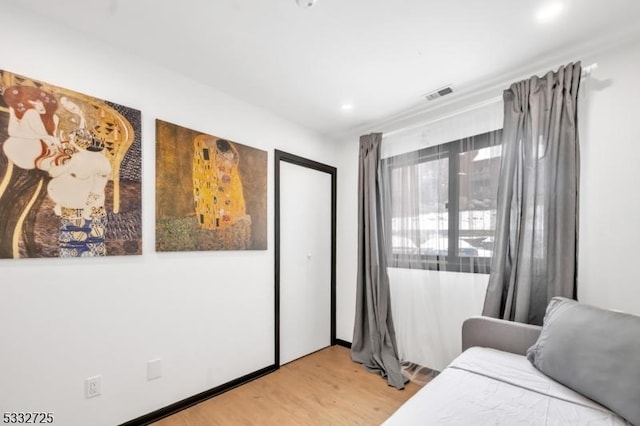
[8,0,640,140]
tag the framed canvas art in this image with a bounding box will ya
[156,119,267,251]
[0,70,142,258]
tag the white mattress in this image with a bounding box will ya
[383,347,630,425]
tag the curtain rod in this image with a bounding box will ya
[383,62,598,139]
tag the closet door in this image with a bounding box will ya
[277,153,334,365]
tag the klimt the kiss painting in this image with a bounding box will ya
[156,119,267,252]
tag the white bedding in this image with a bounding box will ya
[383,347,630,425]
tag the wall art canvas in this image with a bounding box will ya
[156,119,267,251]
[0,70,142,259]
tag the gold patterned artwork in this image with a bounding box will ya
[193,135,248,230]
[0,70,142,258]
[156,119,267,251]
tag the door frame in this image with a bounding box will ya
[274,150,337,367]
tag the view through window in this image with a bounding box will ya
[383,129,502,273]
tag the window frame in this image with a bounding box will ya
[383,129,502,273]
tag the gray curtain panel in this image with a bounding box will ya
[483,62,581,326]
[351,133,405,389]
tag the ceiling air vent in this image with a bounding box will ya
[424,85,453,101]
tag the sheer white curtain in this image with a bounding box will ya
[381,100,503,372]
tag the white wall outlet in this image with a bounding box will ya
[85,375,102,398]
[147,358,162,380]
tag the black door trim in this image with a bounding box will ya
[274,150,337,367]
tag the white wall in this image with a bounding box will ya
[578,37,640,315]
[0,4,339,426]
[335,138,359,342]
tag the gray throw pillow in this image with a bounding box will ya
[527,297,640,425]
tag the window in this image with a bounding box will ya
[383,129,502,273]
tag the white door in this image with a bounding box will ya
[280,161,332,365]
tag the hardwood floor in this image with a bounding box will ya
[152,346,423,426]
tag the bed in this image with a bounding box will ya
[383,297,639,425]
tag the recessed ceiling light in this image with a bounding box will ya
[341,103,354,111]
[536,2,564,23]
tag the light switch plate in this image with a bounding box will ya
[147,358,162,380]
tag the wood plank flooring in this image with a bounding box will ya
[152,346,423,426]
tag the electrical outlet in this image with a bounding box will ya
[85,375,102,398]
